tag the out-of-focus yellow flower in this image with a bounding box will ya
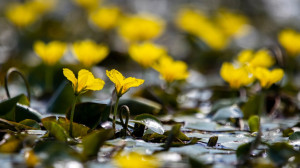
[278,29,300,56]
[63,68,105,95]
[106,69,144,97]
[24,150,40,167]
[6,3,38,27]
[129,42,166,68]
[216,9,249,37]
[72,40,109,67]
[118,14,165,42]
[176,8,228,50]
[34,41,67,65]
[26,0,56,15]
[237,49,275,69]
[253,67,284,88]
[114,152,160,168]
[89,6,121,30]
[153,56,189,83]
[220,62,254,89]
[73,0,100,11]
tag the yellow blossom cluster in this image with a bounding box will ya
[89,6,121,30]
[278,29,300,57]
[5,0,56,27]
[220,49,284,89]
[176,8,248,50]
[34,40,109,67]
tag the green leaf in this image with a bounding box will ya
[47,81,76,114]
[118,98,162,115]
[0,135,23,153]
[132,114,164,134]
[164,124,181,150]
[268,142,298,166]
[0,118,39,131]
[41,119,73,142]
[0,94,29,121]
[82,129,114,159]
[66,102,109,128]
[212,105,243,121]
[248,115,260,133]
[236,142,252,161]
[14,104,42,122]
[19,119,41,129]
[289,132,300,141]
[57,117,90,138]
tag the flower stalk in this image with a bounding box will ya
[69,95,78,137]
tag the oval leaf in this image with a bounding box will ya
[212,105,243,121]
[132,114,164,134]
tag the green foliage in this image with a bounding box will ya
[248,115,260,133]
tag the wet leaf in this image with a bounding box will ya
[41,119,73,142]
[289,132,300,141]
[212,105,243,121]
[132,114,164,134]
[267,142,299,166]
[118,98,162,115]
[57,117,90,138]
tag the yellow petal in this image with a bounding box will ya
[86,75,105,91]
[63,68,77,86]
[77,69,91,92]
[122,77,144,94]
[106,69,124,92]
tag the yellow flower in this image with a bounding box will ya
[89,6,121,30]
[63,68,105,95]
[72,0,100,11]
[253,67,284,88]
[114,152,160,168]
[34,41,67,65]
[106,69,144,97]
[26,0,56,15]
[153,56,189,83]
[220,62,254,89]
[278,29,300,56]
[72,40,109,67]
[216,9,249,37]
[176,8,228,50]
[118,14,165,42]
[6,3,38,27]
[237,49,275,68]
[129,42,166,68]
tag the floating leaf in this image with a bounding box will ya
[289,132,300,141]
[267,142,299,166]
[0,118,38,131]
[212,105,243,121]
[0,133,24,153]
[132,114,164,134]
[19,119,41,129]
[82,129,114,159]
[57,117,90,138]
[47,81,75,114]
[0,94,28,121]
[41,119,73,142]
[66,102,109,128]
[248,115,260,133]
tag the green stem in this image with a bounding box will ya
[69,95,78,137]
[113,96,120,134]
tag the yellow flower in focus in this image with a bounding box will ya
[278,29,300,56]
[220,62,254,89]
[6,3,38,27]
[129,42,166,68]
[237,49,275,68]
[253,67,284,88]
[73,0,100,11]
[118,14,165,42]
[216,9,249,37]
[89,6,121,30]
[153,56,189,83]
[34,41,67,65]
[72,40,109,67]
[63,68,105,95]
[106,69,144,97]
[114,152,160,168]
